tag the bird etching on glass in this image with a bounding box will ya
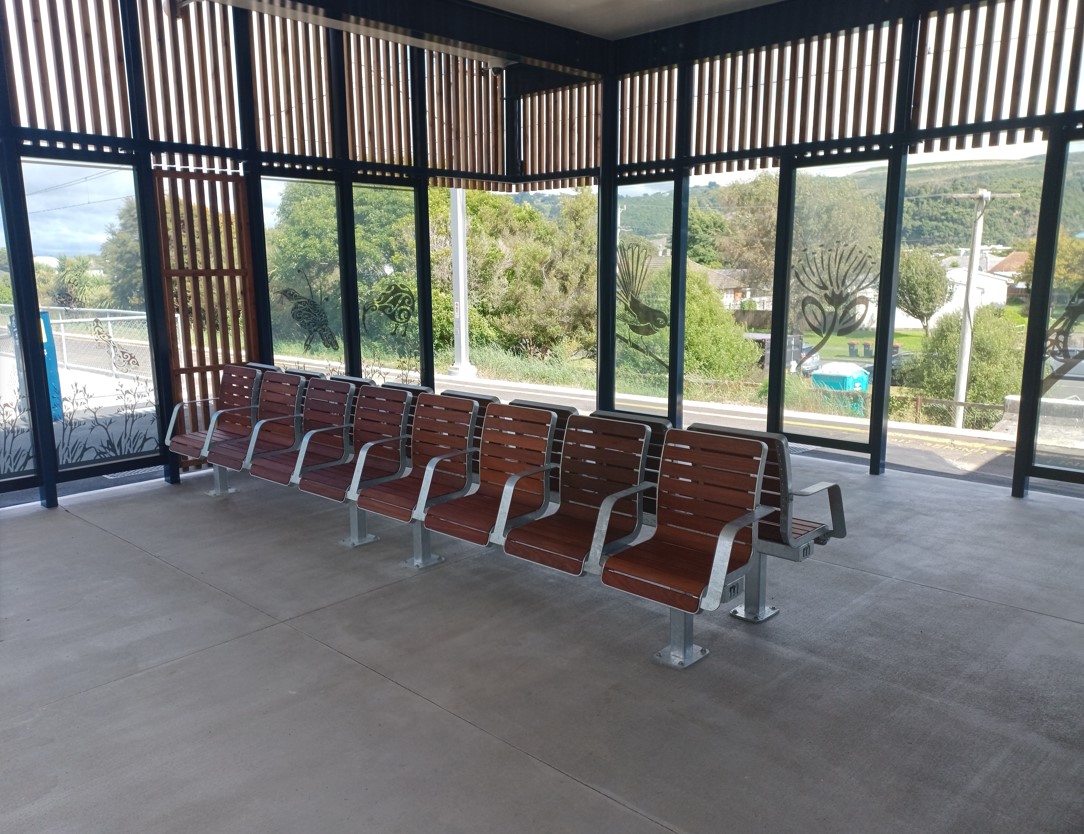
[279,287,339,351]
[1043,278,1084,393]
[616,243,669,335]
[363,282,415,337]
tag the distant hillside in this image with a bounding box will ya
[612,152,1084,252]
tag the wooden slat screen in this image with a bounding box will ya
[689,21,901,175]
[519,80,601,190]
[251,11,332,158]
[155,160,258,453]
[618,65,679,174]
[1,0,130,138]
[425,51,506,189]
[911,0,1083,150]
[344,33,412,170]
[138,0,240,148]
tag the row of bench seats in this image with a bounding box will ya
[166,363,846,669]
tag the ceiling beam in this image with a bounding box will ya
[206,0,610,76]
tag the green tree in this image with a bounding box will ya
[910,305,1024,427]
[686,207,727,268]
[1021,230,1084,296]
[897,249,953,335]
[100,197,144,310]
[683,267,761,380]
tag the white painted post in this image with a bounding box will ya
[953,190,990,430]
[449,187,476,378]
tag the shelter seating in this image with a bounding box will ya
[247,377,357,486]
[441,390,501,474]
[687,422,847,623]
[420,404,557,567]
[503,414,648,576]
[165,363,274,462]
[354,394,479,567]
[508,399,579,496]
[203,371,312,496]
[600,429,772,668]
[590,409,671,516]
[295,385,414,546]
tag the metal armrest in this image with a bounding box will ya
[411,446,479,520]
[583,481,655,574]
[701,505,776,612]
[241,414,302,469]
[492,462,558,545]
[192,404,254,456]
[791,481,846,541]
[344,434,410,498]
[287,422,355,484]
[165,397,220,445]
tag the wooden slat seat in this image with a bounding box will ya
[590,409,672,516]
[203,371,309,493]
[599,429,771,668]
[295,385,411,504]
[248,377,356,486]
[352,393,479,562]
[421,404,557,561]
[508,399,579,496]
[687,422,846,623]
[503,414,647,576]
[165,364,269,461]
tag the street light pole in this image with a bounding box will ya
[953,189,991,429]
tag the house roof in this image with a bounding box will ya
[989,251,1029,275]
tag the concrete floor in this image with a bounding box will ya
[1,458,1082,833]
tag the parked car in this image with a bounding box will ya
[863,350,916,386]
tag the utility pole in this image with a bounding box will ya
[449,187,475,378]
[953,189,991,429]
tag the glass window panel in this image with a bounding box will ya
[0,192,37,480]
[264,178,345,373]
[1035,141,1084,472]
[22,160,160,470]
[427,187,598,413]
[892,143,1042,478]
[682,172,778,430]
[615,183,672,412]
[783,163,888,444]
[355,184,420,383]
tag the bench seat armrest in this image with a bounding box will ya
[583,481,655,574]
[165,396,221,444]
[242,413,302,468]
[287,423,354,483]
[411,446,479,519]
[492,463,559,544]
[791,481,846,541]
[702,504,776,611]
[344,434,410,498]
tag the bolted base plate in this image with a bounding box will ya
[342,533,379,548]
[654,644,709,669]
[730,604,779,623]
[410,552,445,570]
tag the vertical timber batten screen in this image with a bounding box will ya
[2,0,131,141]
[344,33,413,173]
[251,11,332,160]
[138,0,241,149]
[911,0,1084,150]
[425,51,507,190]
[520,80,601,190]
[155,164,258,465]
[618,65,679,177]
[688,20,903,175]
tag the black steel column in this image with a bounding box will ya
[0,33,59,505]
[1012,129,1069,497]
[327,29,361,376]
[232,7,274,363]
[596,73,619,411]
[868,149,907,475]
[117,0,179,484]
[667,62,694,428]
[409,46,435,390]
[766,159,797,434]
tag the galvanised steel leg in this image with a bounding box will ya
[207,464,235,497]
[731,553,778,623]
[655,609,707,669]
[411,521,444,569]
[343,503,378,547]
